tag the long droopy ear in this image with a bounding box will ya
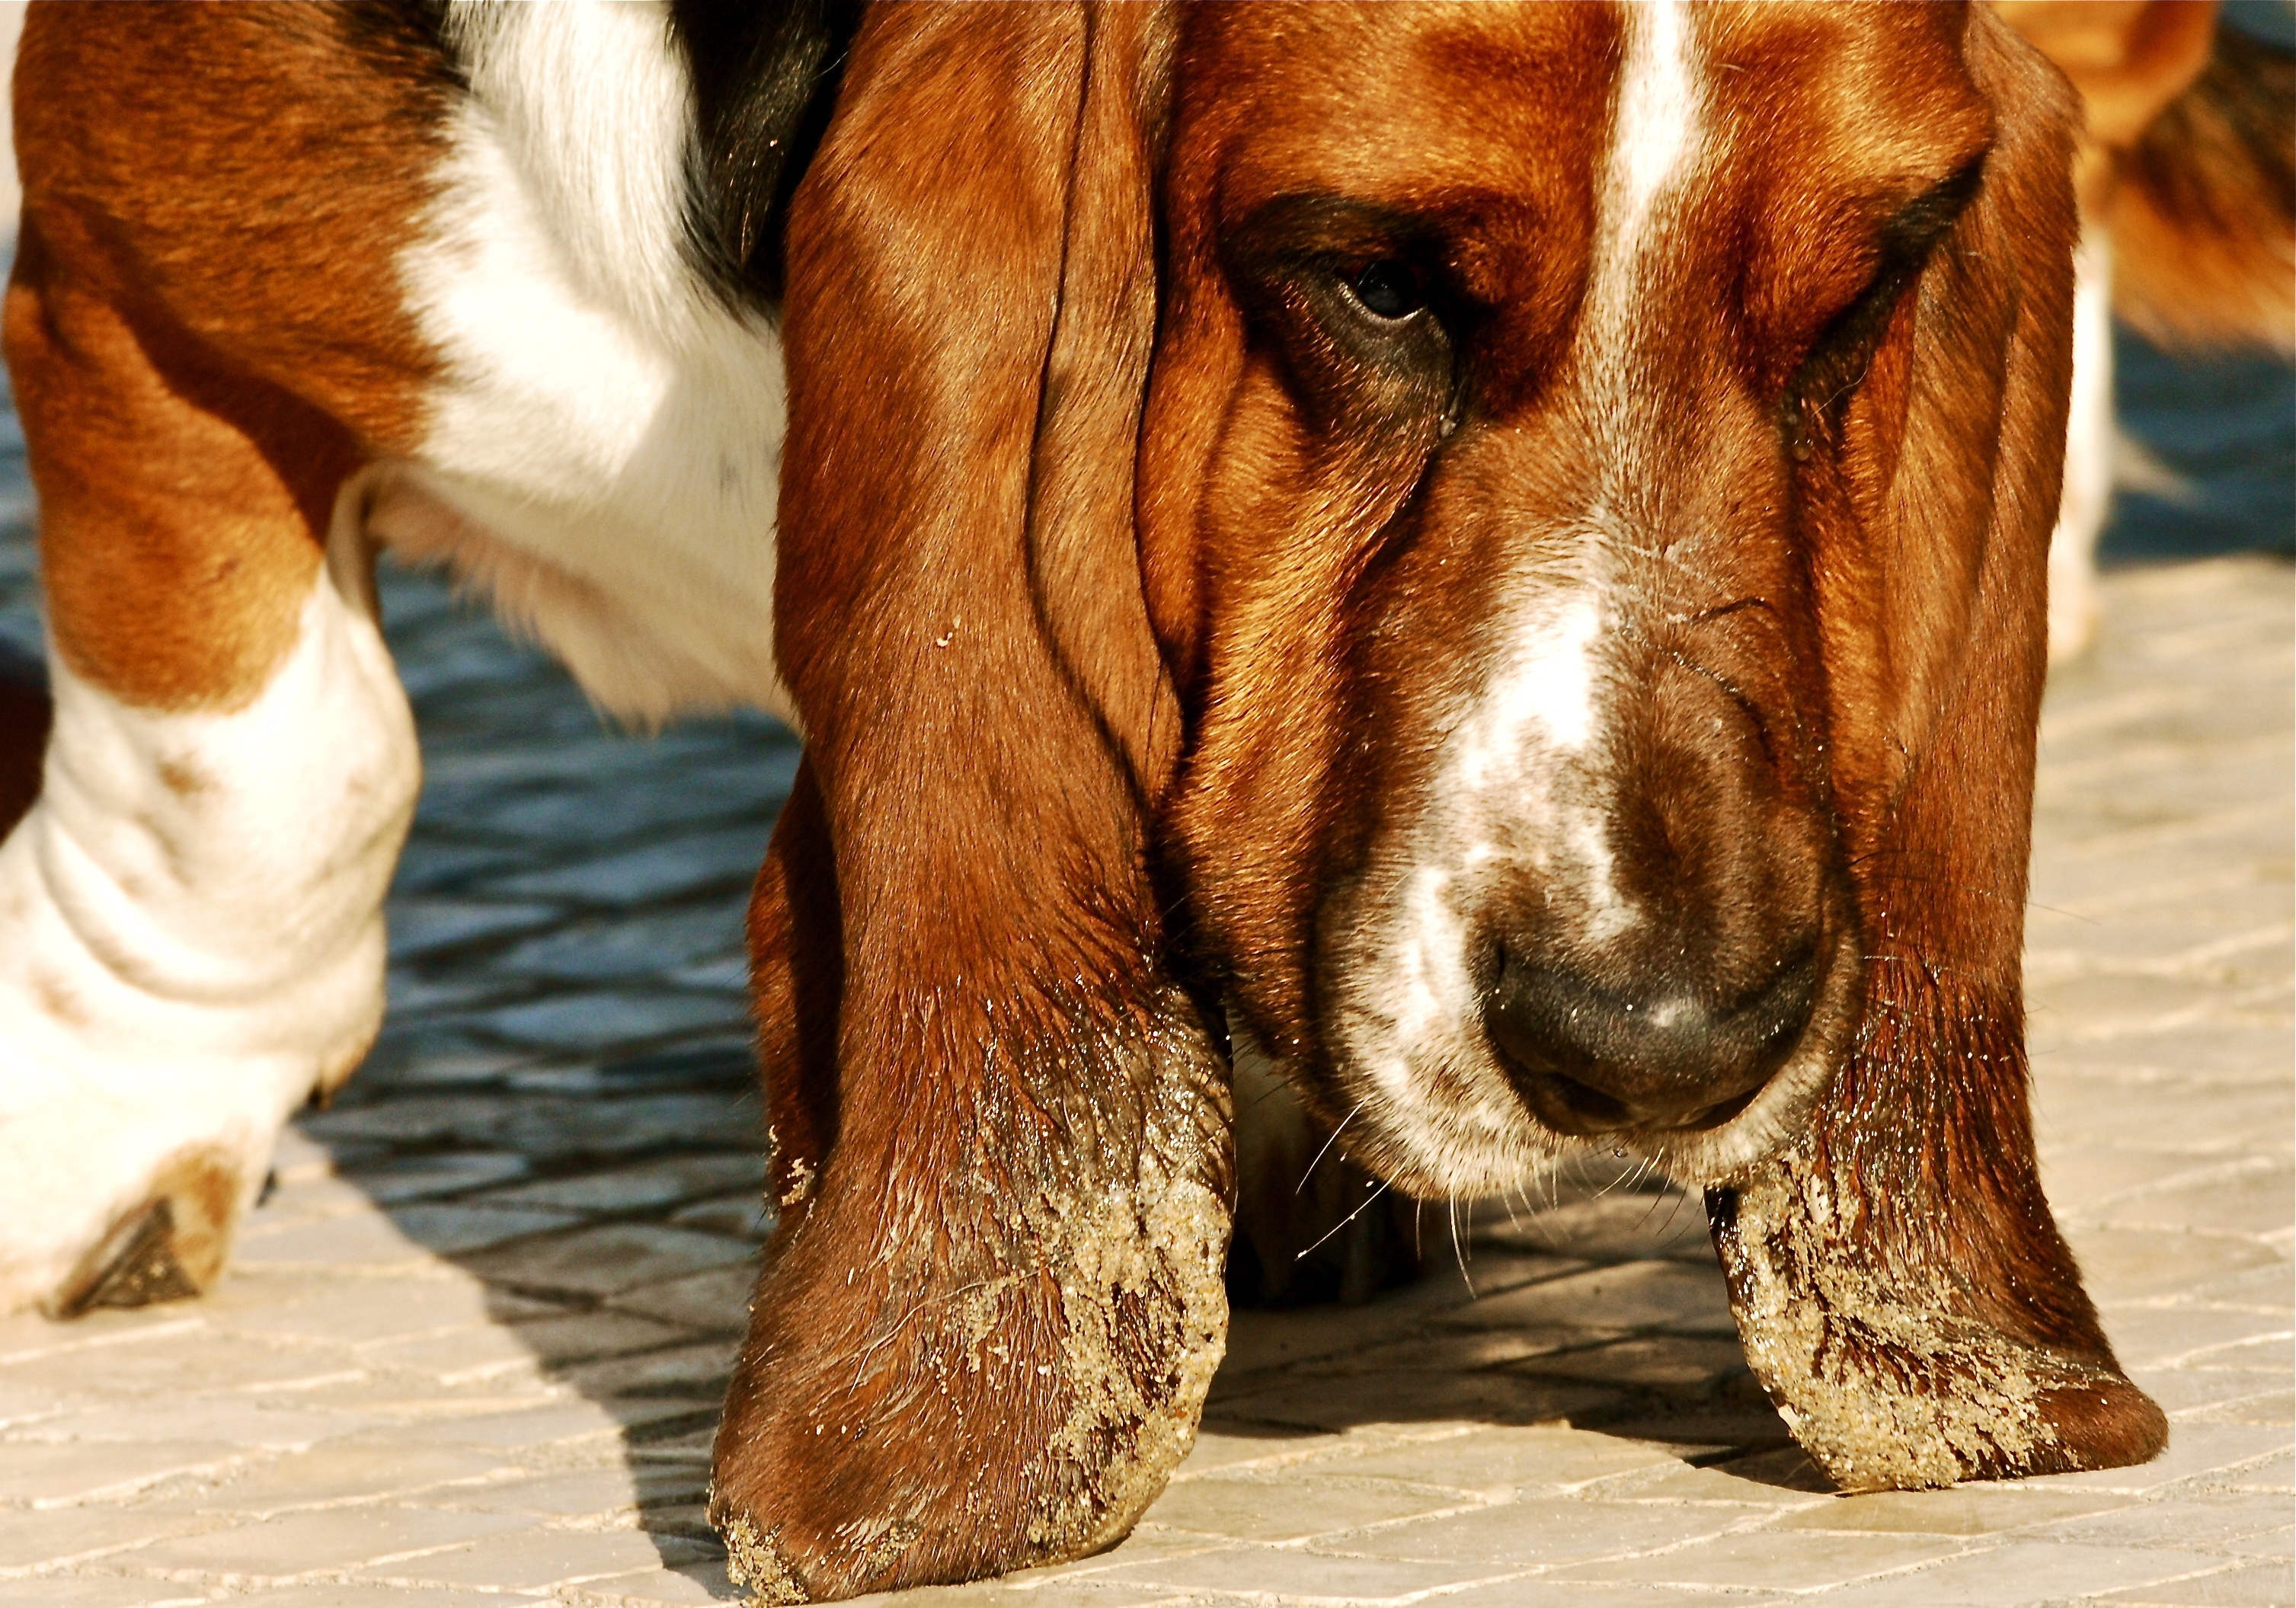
[1709,9,2168,1490]
[709,7,1231,1601]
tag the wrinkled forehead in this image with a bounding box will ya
[1175,2,1994,259]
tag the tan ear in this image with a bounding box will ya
[708,7,1232,1600]
[1709,8,2167,1491]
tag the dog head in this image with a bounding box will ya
[721,4,2077,1591]
[764,0,2072,1216]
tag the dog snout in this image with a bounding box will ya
[1485,937,1821,1134]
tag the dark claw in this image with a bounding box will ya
[44,1199,202,1319]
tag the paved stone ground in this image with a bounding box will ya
[0,423,2285,1600]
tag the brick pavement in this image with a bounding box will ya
[0,503,2284,1601]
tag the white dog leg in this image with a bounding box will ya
[0,532,417,1315]
[2048,226,2115,665]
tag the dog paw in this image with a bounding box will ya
[0,1063,274,1316]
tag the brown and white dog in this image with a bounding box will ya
[0,2,2219,1600]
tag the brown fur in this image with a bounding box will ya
[1997,1,2295,351]
[8,2,446,710]
[2112,23,2296,350]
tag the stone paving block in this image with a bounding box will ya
[562,1338,740,1398]
[1210,1369,1620,1435]
[2058,1228,2288,1304]
[1135,1472,1479,1544]
[1511,1335,1751,1394]
[298,1093,518,1150]
[463,1223,756,1300]
[2043,1146,2230,1209]
[2191,1337,2296,1373]
[1288,1326,1597,1380]
[561,1564,744,1606]
[0,1437,254,1506]
[2101,1559,2296,1607]
[2035,1025,2296,1085]
[1599,1458,1834,1509]
[385,1395,702,1453]
[1431,1583,1785,1608]
[491,1095,763,1163]
[1434,1260,1738,1337]
[1473,1189,1719,1265]
[230,1211,457,1274]
[1093,1538,1516,1600]
[337,1149,536,1202]
[489,826,770,905]
[2,1344,365,1411]
[2103,1306,2294,1369]
[2224,1453,2292,1493]
[211,1276,552,1349]
[405,1464,639,1520]
[360,1323,561,1386]
[357,1526,679,1591]
[1802,1541,2237,1606]
[493,904,750,984]
[2182,1261,2296,1312]
[1310,1493,1748,1568]
[512,1309,702,1364]
[3,1581,217,1608]
[222,1587,517,1608]
[145,1443,516,1518]
[1166,1422,1336,1481]
[2182,1388,2294,1427]
[1550,1526,1971,1590]
[482,1152,763,1213]
[2029,1424,2293,1495]
[1769,1487,2138,1536]
[113,1504,541,1585]
[606,1265,759,1333]
[0,1502,223,1573]
[14,1397,385,1453]
[2027,1490,2296,1553]
[1288,1425,1684,1497]
[388,1202,593,1255]
[389,895,565,960]
[2100,1163,2296,1239]
[2142,1369,2294,1418]
[478,991,743,1053]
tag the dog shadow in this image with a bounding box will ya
[1204,1172,1828,1497]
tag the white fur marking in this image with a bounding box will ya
[0,566,417,1309]
[1604,0,1702,272]
[2048,226,2114,663]
[397,4,792,727]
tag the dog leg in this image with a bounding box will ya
[0,243,418,1316]
[715,766,1234,1600]
[1708,964,2166,1490]
[2046,227,2114,665]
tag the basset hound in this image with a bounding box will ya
[0,2,2238,1600]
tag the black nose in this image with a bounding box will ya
[1486,941,1820,1134]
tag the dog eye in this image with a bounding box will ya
[1347,261,1425,320]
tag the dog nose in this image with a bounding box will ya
[1486,941,1820,1133]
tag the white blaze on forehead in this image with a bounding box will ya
[1600,0,1706,281]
